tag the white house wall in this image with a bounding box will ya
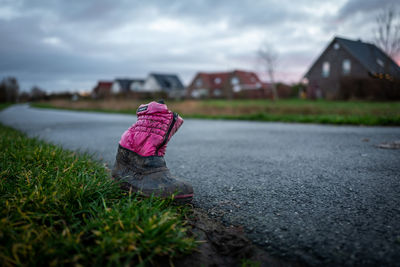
[143,76,162,92]
[130,81,144,91]
[111,82,121,94]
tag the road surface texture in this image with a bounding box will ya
[1,104,400,266]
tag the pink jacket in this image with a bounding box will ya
[119,101,183,157]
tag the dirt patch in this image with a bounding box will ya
[173,208,302,267]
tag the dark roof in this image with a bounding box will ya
[305,36,400,79]
[131,79,145,83]
[150,73,184,91]
[114,79,145,92]
[115,79,133,92]
[335,37,400,78]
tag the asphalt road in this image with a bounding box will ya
[1,104,400,266]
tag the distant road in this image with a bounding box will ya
[1,104,400,266]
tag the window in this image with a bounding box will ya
[191,89,208,99]
[322,61,330,77]
[333,43,340,50]
[233,85,241,92]
[195,78,203,87]
[231,77,239,85]
[214,77,221,84]
[213,89,222,97]
[377,58,384,67]
[342,59,351,75]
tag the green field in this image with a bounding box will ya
[0,124,195,266]
[199,99,399,112]
[32,99,400,126]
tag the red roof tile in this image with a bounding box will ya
[194,69,266,89]
[98,81,113,89]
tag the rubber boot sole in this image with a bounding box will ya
[112,177,194,204]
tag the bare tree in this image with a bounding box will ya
[257,42,279,100]
[373,7,400,59]
[0,77,19,103]
[30,86,47,101]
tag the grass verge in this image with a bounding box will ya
[32,99,400,126]
[0,103,13,111]
[185,113,400,126]
[0,124,196,266]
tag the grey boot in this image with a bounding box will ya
[112,145,194,202]
[111,101,193,202]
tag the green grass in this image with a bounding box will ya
[197,99,400,126]
[32,99,400,126]
[204,99,400,114]
[0,103,13,111]
[0,124,196,266]
[33,102,137,115]
[186,113,400,126]
[241,258,261,267]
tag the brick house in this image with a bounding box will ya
[304,36,400,99]
[92,81,113,98]
[186,70,270,99]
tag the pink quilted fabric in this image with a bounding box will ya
[119,101,184,156]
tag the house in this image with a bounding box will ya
[92,81,113,98]
[143,73,185,98]
[111,79,133,94]
[186,70,270,99]
[111,79,145,93]
[304,36,400,99]
[130,79,145,91]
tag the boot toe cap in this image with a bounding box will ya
[173,180,194,200]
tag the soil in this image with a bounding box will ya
[108,166,302,266]
[173,207,303,267]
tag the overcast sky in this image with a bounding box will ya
[0,0,399,92]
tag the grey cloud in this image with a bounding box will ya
[14,0,312,30]
[0,0,388,92]
[338,0,399,20]
[148,0,310,29]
